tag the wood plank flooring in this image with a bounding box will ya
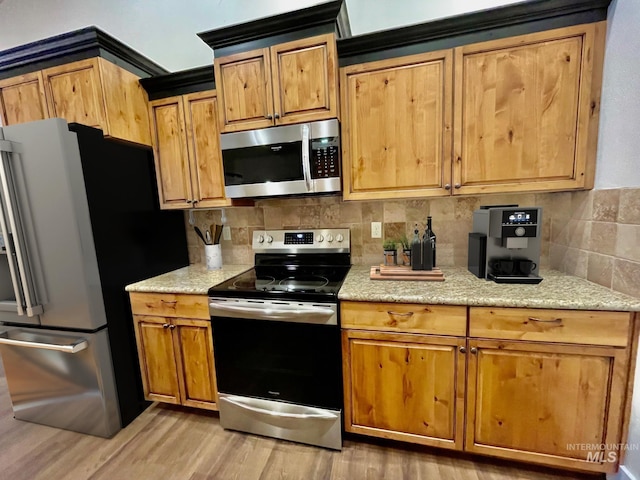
[0,364,602,480]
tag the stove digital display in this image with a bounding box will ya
[284,232,314,245]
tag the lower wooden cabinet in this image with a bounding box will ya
[342,329,466,450]
[130,292,218,411]
[465,339,628,472]
[341,301,636,474]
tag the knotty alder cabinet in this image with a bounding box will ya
[340,22,605,200]
[214,33,338,133]
[130,292,219,410]
[0,58,151,145]
[341,301,467,449]
[341,301,637,473]
[149,91,230,209]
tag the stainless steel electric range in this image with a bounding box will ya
[208,228,351,450]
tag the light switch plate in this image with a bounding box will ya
[371,222,382,238]
[222,226,231,241]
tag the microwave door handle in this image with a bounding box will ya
[301,124,312,192]
[0,142,42,317]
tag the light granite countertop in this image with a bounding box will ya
[338,266,640,311]
[125,265,252,295]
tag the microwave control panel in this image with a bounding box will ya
[311,137,340,179]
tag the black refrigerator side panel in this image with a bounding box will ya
[68,124,189,426]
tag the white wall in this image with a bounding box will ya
[595,0,640,190]
[0,0,521,71]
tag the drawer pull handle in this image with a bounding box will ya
[528,317,562,323]
[387,311,414,318]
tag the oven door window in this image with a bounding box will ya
[222,142,304,186]
[212,317,342,410]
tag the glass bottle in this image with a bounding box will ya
[427,216,436,267]
[421,221,433,271]
[411,224,422,270]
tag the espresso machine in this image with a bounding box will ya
[468,205,543,284]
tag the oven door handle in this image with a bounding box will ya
[222,395,338,420]
[209,301,336,324]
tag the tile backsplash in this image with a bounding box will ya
[185,187,640,298]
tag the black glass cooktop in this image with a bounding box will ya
[209,264,351,302]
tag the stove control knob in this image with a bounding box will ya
[336,234,344,243]
[515,227,526,237]
[266,235,274,243]
[316,234,324,243]
[326,234,334,243]
[257,235,265,243]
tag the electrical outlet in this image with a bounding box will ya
[371,222,382,238]
[222,226,231,241]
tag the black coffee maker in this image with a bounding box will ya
[468,205,543,284]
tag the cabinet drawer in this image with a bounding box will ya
[341,301,466,336]
[469,307,631,347]
[130,292,209,320]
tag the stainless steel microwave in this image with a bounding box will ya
[220,119,341,199]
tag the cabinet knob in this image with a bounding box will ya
[454,183,461,189]
[470,347,478,354]
[266,114,273,120]
[459,346,467,354]
[274,113,280,119]
[169,324,176,330]
[445,184,451,190]
[162,323,170,329]
[186,199,194,204]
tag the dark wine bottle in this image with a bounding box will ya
[411,224,422,270]
[421,222,433,271]
[427,216,436,267]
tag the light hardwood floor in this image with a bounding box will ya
[0,365,602,480]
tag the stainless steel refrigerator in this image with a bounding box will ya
[0,119,188,437]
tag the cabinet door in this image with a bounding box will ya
[214,49,274,133]
[149,96,194,209]
[341,50,453,200]
[173,318,218,410]
[183,91,230,208]
[271,33,338,125]
[42,59,107,131]
[453,23,604,195]
[0,72,49,125]
[342,330,465,450]
[466,339,628,473]
[133,315,181,405]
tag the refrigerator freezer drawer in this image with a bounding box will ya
[0,326,121,438]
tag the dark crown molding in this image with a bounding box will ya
[139,65,216,100]
[0,26,168,78]
[197,0,350,52]
[337,0,612,59]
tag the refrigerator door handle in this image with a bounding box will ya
[0,330,88,353]
[0,141,43,317]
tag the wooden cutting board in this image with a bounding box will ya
[370,265,445,281]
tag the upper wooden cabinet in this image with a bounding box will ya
[341,50,453,200]
[0,58,152,145]
[340,22,605,200]
[0,71,49,125]
[214,33,338,133]
[453,23,604,195]
[149,90,230,209]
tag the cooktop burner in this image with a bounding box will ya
[210,265,350,301]
[208,229,351,302]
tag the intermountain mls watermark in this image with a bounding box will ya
[567,443,640,463]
